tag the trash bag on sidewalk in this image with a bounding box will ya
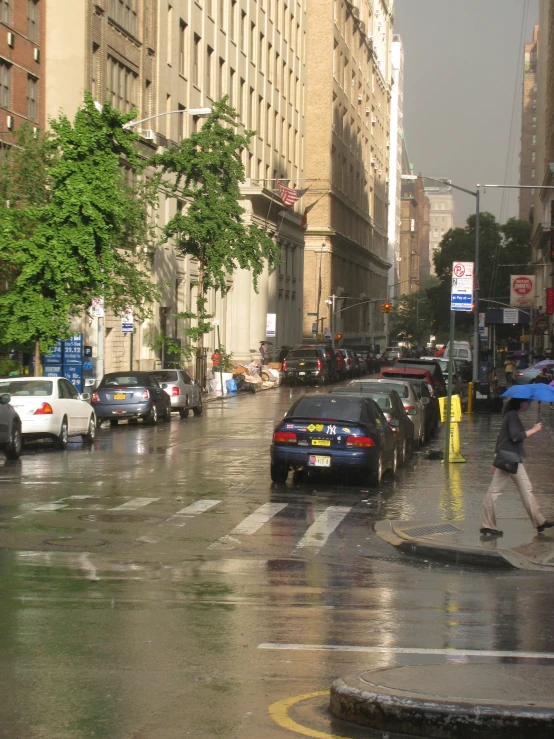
[226,378,237,394]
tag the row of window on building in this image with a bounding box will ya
[0,0,39,41]
[0,60,37,120]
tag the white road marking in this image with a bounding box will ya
[109,497,160,511]
[209,502,288,549]
[258,643,554,660]
[137,499,222,544]
[293,506,352,552]
[174,499,222,516]
[33,503,68,511]
[69,495,97,500]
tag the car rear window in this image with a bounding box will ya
[100,374,148,387]
[150,371,178,383]
[0,380,53,396]
[291,395,363,422]
[456,349,469,358]
[370,382,409,398]
[288,350,319,359]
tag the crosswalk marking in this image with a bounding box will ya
[294,506,352,553]
[138,499,222,544]
[209,502,288,549]
[174,500,222,516]
[109,497,160,511]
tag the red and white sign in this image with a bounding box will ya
[453,261,473,279]
[510,275,535,308]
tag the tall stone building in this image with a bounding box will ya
[387,33,403,304]
[424,179,455,275]
[0,0,44,141]
[399,174,430,296]
[519,24,539,222]
[302,0,393,347]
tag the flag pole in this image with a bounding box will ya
[263,190,276,231]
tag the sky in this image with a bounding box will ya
[394,0,539,227]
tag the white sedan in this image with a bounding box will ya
[0,377,96,449]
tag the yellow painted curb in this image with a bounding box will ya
[268,691,354,738]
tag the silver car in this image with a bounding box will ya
[347,378,427,447]
[148,370,203,418]
[513,363,554,384]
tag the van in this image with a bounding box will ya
[443,341,472,363]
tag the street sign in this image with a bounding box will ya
[547,288,554,315]
[520,335,530,342]
[450,261,474,312]
[211,317,219,326]
[43,340,63,365]
[91,297,104,318]
[121,309,134,333]
[266,313,276,338]
[510,275,535,308]
[503,308,519,324]
[63,334,83,365]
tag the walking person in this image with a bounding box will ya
[480,398,554,536]
[503,356,515,385]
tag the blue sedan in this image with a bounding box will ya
[270,393,397,486]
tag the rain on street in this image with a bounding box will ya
[2,387,554,738]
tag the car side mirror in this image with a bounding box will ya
[0,393,11,404]
[421,397,430,405]
[80,392,91,402]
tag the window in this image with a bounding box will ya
[108,0,138,37]
[206,46,213,97]
[28,0,38,42]
[1,0,10,25]
[259,33,264,69]
[179,20,187,76]
[0,60,10,109]
[107,55,138,112]
[533,116,537,126]
[257,94,262,133]
[239,78,245,118]
[268,42,273,80]
[219,0,225,25]
[250,22,256,58]
[27,75,37,120]
[240,10,246,51]
[229,67,235,106]
[249,86,255,127]
[178,103,185,141]
[218,57,225,99]
[167,5,172,64]
[531,151,536,162]
[532,134,536,145]
[531,168,535,179]
[91,43,100,100]
[230,0,236,39]
[193,34,201,86]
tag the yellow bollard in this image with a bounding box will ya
[447,421,466,463]
[467,382,473,414]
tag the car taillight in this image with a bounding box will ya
[273,431,297,444]
[346,435,375,448]
[317,358,322,371]
[171,387,180,396]
[283,359,287,371]
[33,402,53,415]
[92,392,99,403]
[142,389,150,400]
[517,372,524,376]
[404,405,417,415]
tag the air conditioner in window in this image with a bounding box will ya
[372,116,377,125]
[378,169,382,176]
[358,94,363,103]
[365,107,371,114]
[33,47,40,62]
[6,115,13,129]
[386,178,390,184]
[33,126,39,136]
[141,129,156,141]
[386,142,391,148]
[370,157,376,166]
[7,31,14,47]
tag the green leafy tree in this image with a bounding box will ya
[0,94,159,368]
[390,290,433,345]
[151,97,281,365]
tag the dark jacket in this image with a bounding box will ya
[496,410,527,461]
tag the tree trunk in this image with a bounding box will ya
[195,256,205,390]
[34,341,41,377]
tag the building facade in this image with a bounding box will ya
[399,174,429,296]
[424,179,455,275]
[302,0,393,348]
[519,24,539,222]
[0,0,44,142]
[386,33,403,304]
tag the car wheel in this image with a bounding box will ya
[398,438,406,466]
[179,406,190,419]
[82,416,96,444]
[369,454,383,488]
[163,402,171,422]
[147,403,158,425]
[54,417,69,450]
[271,461,289,484]
[390,446,398,477]
[5,424,22,461]
[192,397,203,417]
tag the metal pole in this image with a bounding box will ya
[97,315,104,384]
[130,330,133,372]
[445,309,455,465]
[472,187,480,388]
[315,245,323,341]
[331,294,336,349]
[217,324,224,399]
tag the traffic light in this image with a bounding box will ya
[336,333,343,340]
[382,302,392,314]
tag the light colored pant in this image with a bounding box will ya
[481,464,546,530]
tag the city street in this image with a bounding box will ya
[2,387,554,738]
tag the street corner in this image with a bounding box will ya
[375,518,554,571]
[329,663,554,739]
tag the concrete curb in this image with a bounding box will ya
[330,665,554,738]
[205,385,277,403]
[375,520,514,570]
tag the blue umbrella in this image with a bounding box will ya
[502,384,554,401]
[533,359,554,369]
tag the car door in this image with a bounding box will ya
[181,371,197,407]
[59,379,87,433]
[0,396,10,443]
[148,375,166,412]
[65,379,90,432]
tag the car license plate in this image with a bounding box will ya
[309,455,331,467]
[311,439,330,447]
[113,393,126,400]
[298,371,306,375]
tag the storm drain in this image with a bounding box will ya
[403,524,461,537]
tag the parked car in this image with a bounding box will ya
[0,377,96,449]
[338,348,358,379]
[345,378,427,448]
[148,369,203,418]
[380,346,406,364]
[270,393,397,486]
[0,392,22,460]
[380,368,440,439]
[405,379,440,441]
[421,357,463,396]
[513,362,554,385]
[92,372,171,426]
[283,347,330,385]
[393,358,447,396]
[332,384,414,465]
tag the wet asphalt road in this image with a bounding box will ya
[2,386,554,738]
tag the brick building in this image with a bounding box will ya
[0,0,44,141]
[399,174,430,296]
[519,24,539,222]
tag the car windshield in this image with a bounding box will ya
[150,371,178,383]
[354,381,409,398]
[0,380,53,396]
[100,374,146,387]
[291,395,363,422]
[288,350,319,358]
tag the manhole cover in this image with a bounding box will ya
[43,537,107,548]
[78,513,162,524]
[403,524,460,537]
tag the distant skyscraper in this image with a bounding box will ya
[519,25,539,222]
[424,179,455,276]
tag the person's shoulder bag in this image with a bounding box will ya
[493,448,520,474]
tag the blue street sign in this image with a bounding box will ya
[43,365,62,378]
[83,360,93,371]
[43,340,63,365]
[451,294,473,311]
[63,334,83,365]
[64,365,83,393]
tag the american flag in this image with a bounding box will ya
[277,180,310,206]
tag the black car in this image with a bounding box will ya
[92,372,171,426]
[270,393,397,486]
[0,392,22,460]
[332,385,414,465]
[393,358,447,396]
